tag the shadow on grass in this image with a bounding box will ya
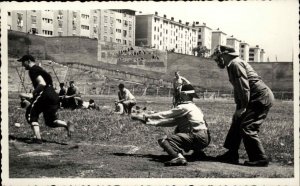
[113,152,218,163]
[9,135,68,145]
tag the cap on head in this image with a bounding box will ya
[60,83,65,86]
[118,83,125,89]
[17,54,35,62]
[181,84,199,99]
[212,45,239,57]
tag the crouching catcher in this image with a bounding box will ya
[132,84,210,166]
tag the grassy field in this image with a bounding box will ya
[8,95,294,178]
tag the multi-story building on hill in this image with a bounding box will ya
[7,9,136,46]
[239,42,250,63]
[98,9,136,46]
[226,36,240,56]
[135,12,197,55]
[211,29,227,52]
[194,22,212,57]
[249,45,261,62]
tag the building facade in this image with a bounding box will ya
[135,12,197,55]
[249,45,261,62]
[7,9,135,46]
[194,22,212,56]
[226,36,240,56]
[211,30,227,52]
[239,42,250,63]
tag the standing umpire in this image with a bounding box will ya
[17,55,74,144]
[211,45,274,167]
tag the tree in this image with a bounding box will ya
[192,46,210,58]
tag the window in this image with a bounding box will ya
[32,10,36,12]
[58,20,63,28]
[116,29,121,33]
[123,40,127,45]
[241,45,245,48]
[73,12,77,18]
[42,18,53,24]
[129,31,131,38]
[31,16,37,24]
[110,27,113,34]
[123,20,128,27]
[198,35,201,39]
[116,19,121,23]
[17,13,23,27]
[8,12,11,16]
[93,16,97,24]
[154,35,156,40]
[73,24,76,30]
[42,30,53,35]
[93,26,97,34]
[81,25,89,30]
[81,14,89,19]
[154,26,156,31]
[104,26,108,33]
[104,16,108,23]
[31,28,37,34]
[116,39,121,43]
[166,29,168,34]
[123,30,127,37]
[110,17,114,24]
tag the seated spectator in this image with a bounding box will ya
[58,82,67,108]
[62,81,83,109]
[116,83,136,115]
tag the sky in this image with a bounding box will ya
[1,1,299,62]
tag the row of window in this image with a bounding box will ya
[104,37,132,45]
[42,30,53,35]
[42,18,53,24]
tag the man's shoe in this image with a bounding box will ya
[164,157,187,166]
[67,121,75,137]
[215,151,239,164]
[244,159,269,167]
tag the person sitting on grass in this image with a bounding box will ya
[116,83,136,115]
[62,81,83,109]
[132,84,210,166]
[17,54,74,144]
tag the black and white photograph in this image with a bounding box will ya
[1,1,299,186]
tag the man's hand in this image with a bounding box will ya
[234,108,246,118]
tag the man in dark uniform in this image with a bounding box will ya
[17,55,74,144]
[211,45,274,167]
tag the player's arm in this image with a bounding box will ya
[32,75,46,96]
[145,106,189,120]
[181,76,191,85]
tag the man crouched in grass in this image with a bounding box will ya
[17,54,74,144]
[116,83,136,115]
[132,84,210,166]
[61,81,83,109]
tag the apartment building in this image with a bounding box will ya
[239,42,250,63]
[7,9,136,46]
[194,22,212,56]
[249,45,261,62]
[226,36,240,56]
[98,9,136,46]
[211,29,227,52]
[135,12,197,55]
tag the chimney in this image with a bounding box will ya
[179,20,182,24]
[171,17,174,21]
[163,14,166,18]
[155,11,158,16]
[185,22,189,26]
[196,21,199,25]
[256,45,259,48]
[203,22,206,26]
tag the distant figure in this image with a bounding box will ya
[211,45,274,167]
[58,82,67,108]
[172,71,191,107]
[17,54,74,144]
[117,83,136,115]
[63,81,83,109]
